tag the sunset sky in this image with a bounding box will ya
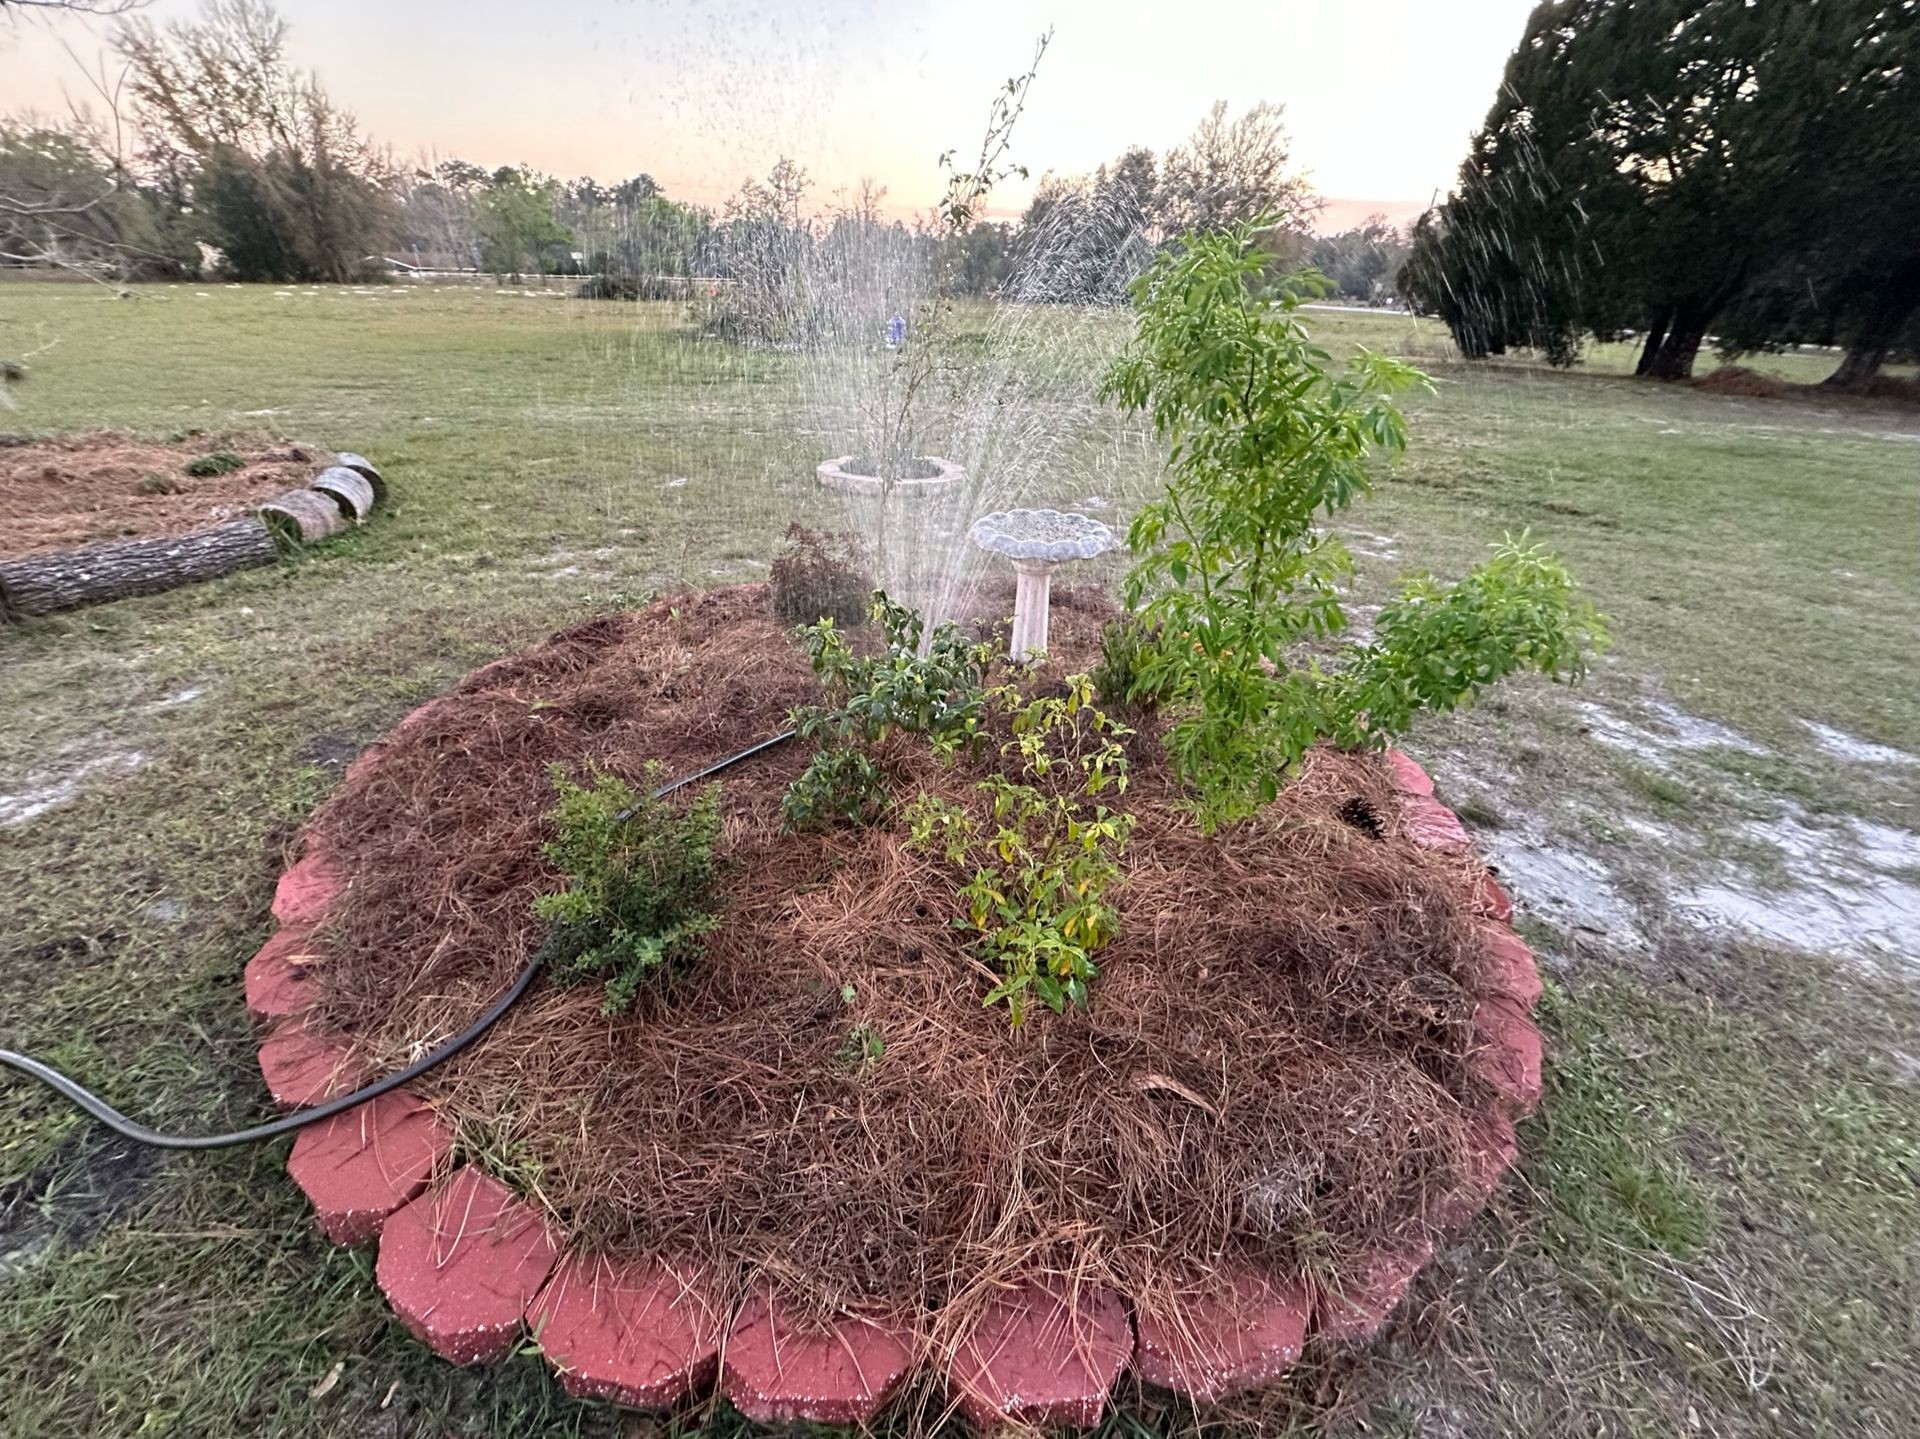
[2,0,1538,231]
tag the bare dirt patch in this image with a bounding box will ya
[0,431,321,561]
[303,583,1513,1340]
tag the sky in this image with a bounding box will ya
[0,0,1537,232]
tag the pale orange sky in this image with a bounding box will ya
[1,0,1537,232]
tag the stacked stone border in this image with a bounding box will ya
[249,735,1541,1427]
[0,451,385,623]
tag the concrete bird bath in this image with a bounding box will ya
[969,508,1115,660]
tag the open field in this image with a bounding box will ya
[2,279,1917,1438]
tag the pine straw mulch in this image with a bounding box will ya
[0,430,321,561]
[304,582,1502,1348]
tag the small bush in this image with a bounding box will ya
[183,450,243,478]
[770,523,872,628]
[578,272,691,302]
[906,675,1135,1026]
[532,761,723,1014]
[1090,614,1167,710]
[781,594,995,830]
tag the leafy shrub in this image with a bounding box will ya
[183,450,243,477]
[577,271,690,301]
[1090,614,1168,710]
[781,594,995,829]
[906,675,1134,1026]
[532,761,723,1014]
[769,523,872,628]
[1101,223,1605,830]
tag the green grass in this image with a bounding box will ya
[2,279,1918,1437]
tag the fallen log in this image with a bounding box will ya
[260,489,348,547]
[310,466,376,520]
[0,518,279,620]
[332,451,386,501]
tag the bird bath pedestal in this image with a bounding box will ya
[969,509,1115,660]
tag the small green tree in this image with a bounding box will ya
[533,762,722,1014]
[477,166,572,281]
[1102,223,1605,829]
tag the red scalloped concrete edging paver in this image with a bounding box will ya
[243,926,322,1022]
[1384,748,1435,797]
[530,1253,723,1409]
[1477,922,1544,1010]
[1472,996,1545,1115]
[1135,1268,1310,1401]
[1477,871,1515,923]
[376,1167,560,1365]
[1430,1106,1519,1231]
[951,1280,1133,1429]
[1314,1239,1435,1343]
[286,1090,452,1244]
[257,1017,366,1107]
[722,1282,916,1424]
[271,851,345,927]
[1401,793,1471,849]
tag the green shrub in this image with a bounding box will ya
[183,450,243,477]
[532,761,723,1014]
[1090,614,1168,710]
[1101,222,1605,830]
[905,675,1134,1026]
[781,594,994,829]
[769,523,872,628]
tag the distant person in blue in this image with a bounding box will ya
[886,313,907,349]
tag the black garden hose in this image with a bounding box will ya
[0,730,794,1151]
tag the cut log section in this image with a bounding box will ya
[332,452,386,501]
[0,518,278,620]
[261,489,349,547]
[310,466,376,520]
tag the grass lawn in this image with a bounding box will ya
[2,278,1917,1438]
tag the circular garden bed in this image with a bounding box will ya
[0,431,384,621]
[246,583,1542,1426]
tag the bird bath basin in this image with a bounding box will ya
[969,508,1115,660]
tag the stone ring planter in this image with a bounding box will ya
[247,705,1542,1427]
[815,454,964,499]
[0,450,385,623]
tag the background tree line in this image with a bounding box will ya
[2,0,1419,310]
[1403,0,1918,386]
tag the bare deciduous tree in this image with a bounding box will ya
[113,0,395,282]
[1156,100,1319,236]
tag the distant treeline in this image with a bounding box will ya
[2,1,1412,313]
[1402,0,1918,386]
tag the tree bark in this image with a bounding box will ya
[1644,312,1709,380]
[311,466,375,519]
[260,489,349,546]
[0,519,278,621]
[1821,260,1920,389]
[1822,340,1889,389]
[1634,309,1672,376]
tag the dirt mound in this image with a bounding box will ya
[1846,371,1920,405]
[1689,365,1788,398]
[0,430,320,561]
[306,584,1499,1330]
